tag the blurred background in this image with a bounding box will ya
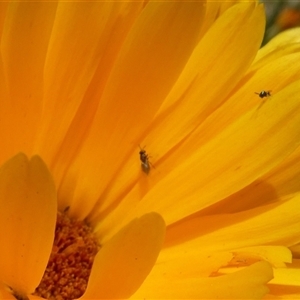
[262,0,300,45]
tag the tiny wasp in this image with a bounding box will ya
[252,90,272,118]
[139,145,153,174]
[255,90,271,98]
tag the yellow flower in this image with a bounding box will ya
[0,1,300,299]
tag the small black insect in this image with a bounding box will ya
[255,90,271,98]
[139,145,152,174]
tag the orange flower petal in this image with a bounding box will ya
[46,2,143,183]
[152,245,289,283]
[267,286,300,300]
[213,50,300,131]
[0,282,15,300]
[230,246,292,268]
[258,146,300,200]
[0,2,57,161]
[97,80,300,240]
[132,261,273,299]
[165,195,300,251]
[37,2,143,163]
[81,213,165,299]
[153,249,233,278]
[143,2,264,158]
[267,260,300,299]
[290,244,300,257]
[58,1,206,219]
[0,153,57,295]
[254,27,300,66]
[139,81,300,222]
[86,2,266,230]
[270,259,300,287]
[217,145,300,213]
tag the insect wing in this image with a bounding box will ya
[141,161,150,174]
[255,90,272,99]
[138,145,153,174]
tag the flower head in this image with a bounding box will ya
[0,1,300,299]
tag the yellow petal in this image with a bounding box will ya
[37,2,143,163]
[87,2,266,229]
[266,260,300,298]
[45,2,143,183]
[217,145,300,213]
[143,2,265,157]
[254,27,300,66]
[152,245,289,283]
[58,1,206,219]
[165,195,300,252]
[0,153,57,295]
[259,146,300,201]
[215,51,300,132]
[0,2,57,159]
[81,213,165,299]
[230,246,292,268]
[0,282,15,300]
[132,261,273,299]
[270,260,300,287]
[139,81,300,223]
[153,249,233,279]
[97,80,300,239]
[267,289,300,300]
[290,243,300,257]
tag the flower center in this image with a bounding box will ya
[33,209,100,300]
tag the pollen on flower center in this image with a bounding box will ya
[33,210,100,300]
